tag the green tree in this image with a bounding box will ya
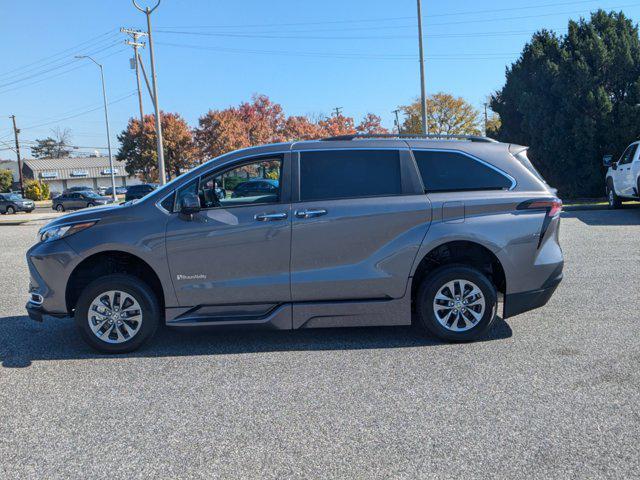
[491,10,640,197]
[0,169,12,192]
[31,128,72,159]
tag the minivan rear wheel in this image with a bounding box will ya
[74,274,159,353]
[415,265,497,342]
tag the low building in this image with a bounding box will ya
[22,156,142,195]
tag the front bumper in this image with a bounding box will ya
[26,238,78,317]
[503,266,563,319]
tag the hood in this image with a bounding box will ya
[43,202,126,230]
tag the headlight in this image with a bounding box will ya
[38,221,97,243]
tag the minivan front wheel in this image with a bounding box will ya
[415,265,497,342]
[74,274,159,353]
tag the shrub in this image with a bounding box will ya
[0,169,12,192]
[24,180,50,201]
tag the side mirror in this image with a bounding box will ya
[603,155,613,167]
[179,192,201,218]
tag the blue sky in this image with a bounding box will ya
[2,0,640,160]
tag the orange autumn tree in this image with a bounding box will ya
[282,115,323,141]
[195,94,289,159]
[356,113,389,134]
[117,112,198,182]
[317,114,356,137]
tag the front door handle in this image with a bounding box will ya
[254,212,288,222]
[295,208,327,219]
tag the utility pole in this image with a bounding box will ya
[416,0,428,135]
[9,115,24,197]
[392,109,402,134]
[333,107,343,117]
[483,102,489,137]
[121,28,147,125]
[133,0,166,185]
[75,56,118,203]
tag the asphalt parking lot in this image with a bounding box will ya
[1,208,639,479]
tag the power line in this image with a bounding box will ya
[0,30,118,80]
[20,91,137,131]
[155,2,640,40]
[0,33,121,82]
[0,41,122,90]
[156,0,608,29]
[154,41,518,60]
[0,48,127,96]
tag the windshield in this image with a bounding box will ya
[7,194,22,201]
[83,191,100,198]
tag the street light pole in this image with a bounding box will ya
[416,0,428,135]
[133,0,166,185]
[75,55,117,203]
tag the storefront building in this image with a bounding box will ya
[22,156,141,196]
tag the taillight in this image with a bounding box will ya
[517,198,563,217]
[516,197,562,248]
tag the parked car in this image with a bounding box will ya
[104,186,128,196]
[231,178,279,199]
[63,186,95,195]
[26,134,564,353]
[52,191,111,211]
[125,183,157,201]
[603,142,640,208]
[0,193,35,214]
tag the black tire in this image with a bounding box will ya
[6,206,15,214]
[607,182,622,209]
[74,274,160,353]
[56,204,65,212]
[87,202,95,208]
[415,264,497,342]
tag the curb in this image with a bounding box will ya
[562,204,609,212]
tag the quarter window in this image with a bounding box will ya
[299,150,402,201]
[413,150,512,192]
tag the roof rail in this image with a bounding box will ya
[321,133,497,143]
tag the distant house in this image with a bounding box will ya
[21,156,141,195]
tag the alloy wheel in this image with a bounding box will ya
[88,290,143,344]
[432,279,486,332]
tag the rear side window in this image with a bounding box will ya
[300,150,401,201]
[413,150,512,193]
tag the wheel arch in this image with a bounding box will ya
[410,240,506,310]
[65,250,165,315]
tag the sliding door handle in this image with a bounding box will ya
[254,212,288,222]
[295,209,327,219]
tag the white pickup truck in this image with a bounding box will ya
[604,142,640,208]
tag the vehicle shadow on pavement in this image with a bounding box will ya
[562,206,640,226]
[0,315,513,368]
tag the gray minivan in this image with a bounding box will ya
[26,135,563,353]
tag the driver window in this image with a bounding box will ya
[198,158,282,209]
[619,145,637,165]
